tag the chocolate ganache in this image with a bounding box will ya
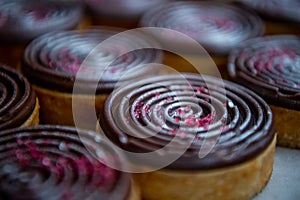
[22,28,162,94]
[140,1,264,55]
[100,73,275,170]
[228,35,300,110]
[0,125,131,200]
[0,0,83,43]
[0,65,36,130]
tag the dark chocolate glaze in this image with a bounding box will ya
[0,125,131,200]
[100,73,275,170]
[0,65,36,130]
[228,35,300,111]
[140,1,264,55]
[236,0,300,23]
[0,0,83,43]
[22,28,163,94]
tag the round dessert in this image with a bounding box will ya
[21,28,163,129]
[139,1,264,75]
[99,73,276,200]
[0,65,39,131]
[0,125,139,200]
[236,0,300,35]
[228,35,300,148]
[0,0,84,68]
[84,0,169,28]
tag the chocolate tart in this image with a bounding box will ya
[139,1,264,77]
[84,0,169,28]
[21,28,163,129]
[0,125,140,200]
[99,73,276,200]
[236,0,300,35]
[0,65,39,130]
[228,35,300,148]
[0,0,84,68]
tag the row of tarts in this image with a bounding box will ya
[0,0,299,199]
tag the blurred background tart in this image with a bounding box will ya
[0,0,84,68]
[0,125,140,200]
[228,35,300,148]
[0,65,39,131]
[84,0,170,28]
[21,28,163,130]
[139,1,264,78]
[235,0,300,35]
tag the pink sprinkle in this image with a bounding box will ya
[168,129,177,136]
[185,115,197,126]
[174,117,181,123]
[16,138,23,145]
[184,106,191,112]
[42,157,51,167]
[179,131,186,139]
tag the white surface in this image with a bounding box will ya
[253,147,300,200]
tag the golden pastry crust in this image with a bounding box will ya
[133,136,276,200]
[128,179,141,200]
[21,98,40,127]
[33,85,107,130]
[163,52,228,78]
[270,105,300,148]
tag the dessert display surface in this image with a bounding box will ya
[253,147,300,200]
[0,0,299,199]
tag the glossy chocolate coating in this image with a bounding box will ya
[0,0,83,43]
[0,65,36,130]
[140,1,264,55]
[0,125,131,200]
[228,35,300,110]
[22,28,162,94]
[100,73,275,170]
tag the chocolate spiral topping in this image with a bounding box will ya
[237,0,300,23]
[0,125,131,200]
[0,65,36,130]
[140,1,264,55]
[22,28,162,94]
[0,0,83,43]
[228,35,300,110]
[100,73,275,170]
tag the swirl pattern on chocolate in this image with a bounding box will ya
[0,65,36,130]
[0,0,83,42]
[237,0,300,23]
[100,73,274,170]
[22,28,162,93]
[228,35,300,110]
[140,1,264,54]
[0,125,131,200]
